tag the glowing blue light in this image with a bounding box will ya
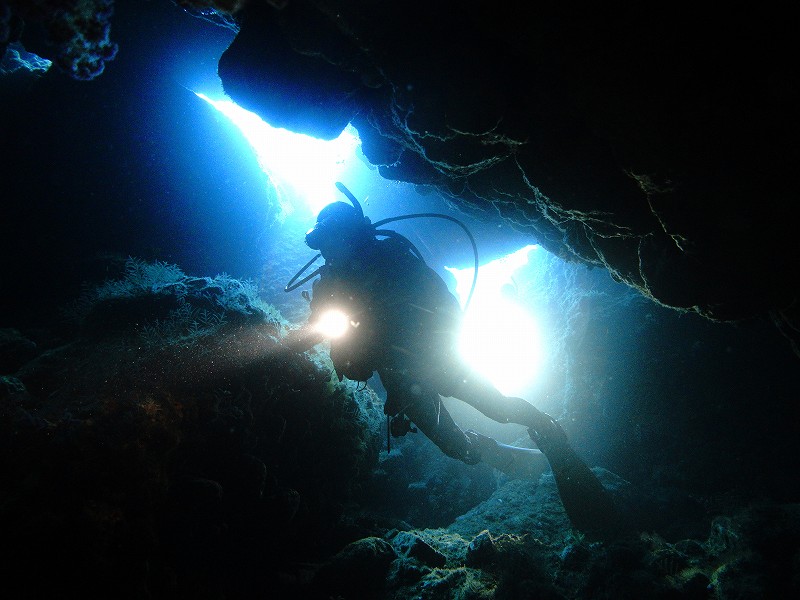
[447,245,544,397]
[196,93,360,216]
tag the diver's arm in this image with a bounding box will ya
[283,270,331,352]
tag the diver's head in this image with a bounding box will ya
[305,201,373,260]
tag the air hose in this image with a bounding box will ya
[372,212,479,310]
[285,183,480,311]
[284,253,323,292]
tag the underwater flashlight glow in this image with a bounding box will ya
[195,93,360,215]
[316,309,351,339]
[447,245,544,396]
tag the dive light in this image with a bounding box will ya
[315,309,352,339]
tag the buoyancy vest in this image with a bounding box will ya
[309,238,462,382]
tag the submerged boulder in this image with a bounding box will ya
[0,260,384,598]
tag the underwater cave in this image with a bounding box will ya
[1,2,798,599]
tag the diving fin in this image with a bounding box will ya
[529,414,618,539]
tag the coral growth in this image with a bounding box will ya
[64,256,283,346]
[2,0,118,79]
[0,260,384,597]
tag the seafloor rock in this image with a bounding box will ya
[0,327,37,372]
[312,536,398,598]
[372,478,800,599]
[449,473,582,543]
[0,260,384,598]
[391,530,447,568]
[362,431,498,528]
[707,504,800,599]
[0,374,26,399]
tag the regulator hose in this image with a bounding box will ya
[285,185,480,310]
[372,212,479,310]
[284,253,323,292]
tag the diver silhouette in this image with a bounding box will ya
[284,183,616,537]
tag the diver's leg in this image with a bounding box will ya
[380,370,480,464]
[384,375,547,478]
[447,371,562,437]
[400,390,481,464]
[449,371,618,538]
[402,392,551,481]
[381,371,568,489]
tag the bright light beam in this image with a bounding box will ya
[196,93,360,216]
[315,309,351,339]
[446,245,544,397]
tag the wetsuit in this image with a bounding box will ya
[307,236,548,464]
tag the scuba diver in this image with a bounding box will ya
[284,183,616,537]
